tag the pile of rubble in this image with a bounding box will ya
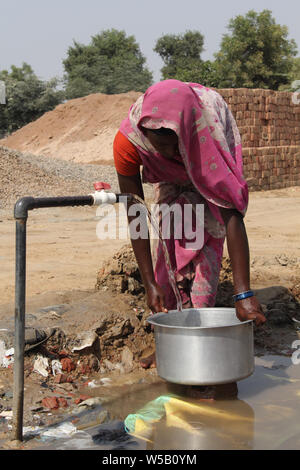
[96,244,300,328]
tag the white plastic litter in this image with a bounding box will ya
[87,377,112,388]
[1,346,14,368]
[100,378,112,386]
[5,348,14,356]
[0,410,13,419]
[42,422,78,438]
[51,359,63,376]
[23,422,86,441]
[87,379,99,388]
[77,397,105,408]
[33,355,49,377]
[23,426,41,436]
[0,340,6,367]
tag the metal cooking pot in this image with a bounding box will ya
[147,308,254,385]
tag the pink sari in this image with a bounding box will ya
[119,80,248,309]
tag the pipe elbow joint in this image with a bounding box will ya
[14,197,36,219]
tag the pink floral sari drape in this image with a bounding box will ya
[119,80,248,309]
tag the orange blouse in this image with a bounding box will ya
[113,130,142,176]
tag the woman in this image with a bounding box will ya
[113,79,266,372]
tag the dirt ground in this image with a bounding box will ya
[0,186,299,302]
[0,185,300,448]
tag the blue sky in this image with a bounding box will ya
[1,0,299,83]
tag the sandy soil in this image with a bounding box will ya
[1,186,299,304]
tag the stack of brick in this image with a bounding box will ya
[217,88,300,191]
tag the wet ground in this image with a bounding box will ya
[3,354,300,450]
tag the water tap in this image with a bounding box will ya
[90,182,117,205]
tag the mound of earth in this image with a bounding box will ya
[96,245,300,331]
[0,145,120,211]
[95,244,236,307]
[0,91,141,164]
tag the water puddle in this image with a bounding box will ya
[24,354,300,450]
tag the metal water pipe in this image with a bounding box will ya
[12,183,129,441]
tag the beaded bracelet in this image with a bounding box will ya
[233,290,254,302]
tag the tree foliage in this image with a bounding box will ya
[214,9,298,90]
[154,31,210,82]
[0,63,64,136]
[63,29,153,98]
[278,57,300,91]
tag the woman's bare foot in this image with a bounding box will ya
[140,352,156,369]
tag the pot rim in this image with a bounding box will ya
[147,308,254,330]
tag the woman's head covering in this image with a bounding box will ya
[119,79,248,220]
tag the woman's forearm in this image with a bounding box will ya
[117,172,156,288]
[131,237,156,288]
[220,207,266,325]
[220,208,251,294]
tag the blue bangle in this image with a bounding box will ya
[233,290,254,302]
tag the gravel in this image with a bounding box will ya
[0,146,119,214]
[0,146,153,216]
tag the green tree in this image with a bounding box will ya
[63,29,153,98]
[214,9,298,89]
[154,31,220,87]
[154,31,204,80]
[279,57,300,90]
[0,63,64,136]
[174,60,221,87]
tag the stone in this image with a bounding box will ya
[260,304,268,314]
[102,359,115,371]
[78,363,91,374]
[97,410,110,424]
[77,397,106,409]
[74,394,91,405]
[275,254,289,266]
[254,286,290,305]
[266,308,291,326]
[121,346,134,372]
[89,357,100,371]
[127,278,140,293]
[72,331,98,353]
[287,303,299,312]
[114,363,125,374]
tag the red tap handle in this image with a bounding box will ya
[93,182,111,191]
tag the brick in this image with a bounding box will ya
[53,373,73,384]
[42,397,59,410]
[61,357,76,373]
[57,398,68,408]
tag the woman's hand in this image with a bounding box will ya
[146,281,168,314]
[235,296,267,326]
